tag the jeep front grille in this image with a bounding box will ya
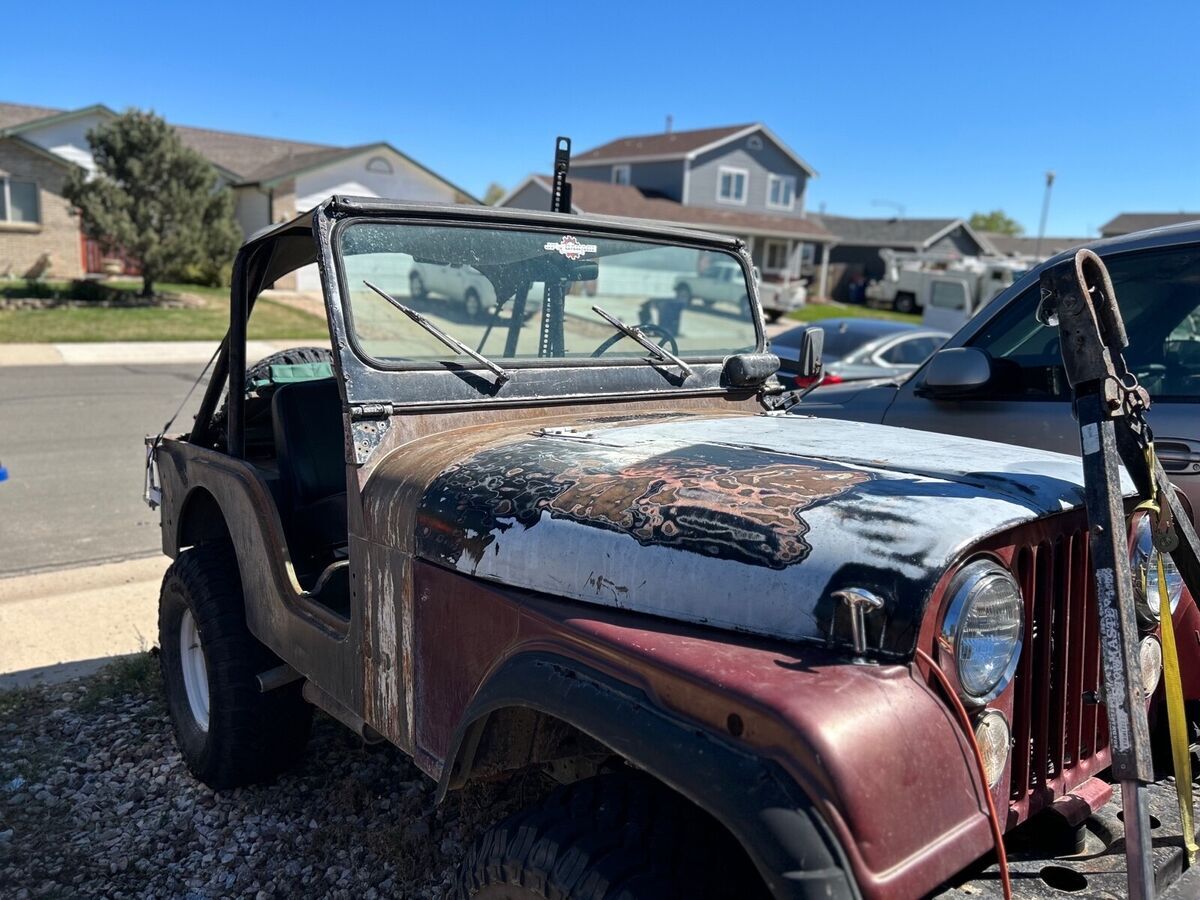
[1008,527,1111,819]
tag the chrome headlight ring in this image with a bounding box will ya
[938,559,1025,706]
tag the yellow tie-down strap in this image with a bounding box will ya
[1137,443,1198,864]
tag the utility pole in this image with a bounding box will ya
[1035,170,1056,259]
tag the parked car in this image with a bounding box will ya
[675,259,805,322]
[410,260,543,322]
[771,318,948,387]
[802,222,1200,518]
[147,198,1200,898]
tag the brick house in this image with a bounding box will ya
[498,124,838,297]
[0,102,477,287]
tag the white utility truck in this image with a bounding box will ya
[865,249,1025,330]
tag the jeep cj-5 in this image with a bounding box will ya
[144,160,1200,899]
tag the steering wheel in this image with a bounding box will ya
[591,323,679,358]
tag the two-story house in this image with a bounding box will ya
[0,101,476,288]
[499,123,837,297]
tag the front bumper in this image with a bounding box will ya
[934,774,1200,899]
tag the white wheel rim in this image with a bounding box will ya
[179,609,210,732]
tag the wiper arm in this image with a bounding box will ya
[363,281,510,384]
[591,305,694,379]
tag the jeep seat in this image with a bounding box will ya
[270,378,348,567]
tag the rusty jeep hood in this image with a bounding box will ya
[364,410,1095,656]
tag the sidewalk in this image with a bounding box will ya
[0,339,328,367]
[0,555,167,688]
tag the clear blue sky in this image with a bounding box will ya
[5,1,1197,236]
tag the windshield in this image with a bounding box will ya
[337,222,759,367]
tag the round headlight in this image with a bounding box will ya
[939,560,1024,704]
[974,710,1011,788]
[1131,515,1183,628]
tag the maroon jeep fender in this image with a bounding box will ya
[412,562,996,899]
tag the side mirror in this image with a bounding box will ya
[917,347,992,398]
[795,326,825,380]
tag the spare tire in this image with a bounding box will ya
[210,346,335,445]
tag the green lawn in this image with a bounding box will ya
[788,302,921,325]
[0,283,327,343]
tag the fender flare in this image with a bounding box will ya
[438,651,859,900]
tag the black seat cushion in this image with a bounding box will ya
[271,378,345,508]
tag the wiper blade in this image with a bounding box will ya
[591,305,694,379]
[363,281,510,384]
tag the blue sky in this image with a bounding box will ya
[4,1,1197,236]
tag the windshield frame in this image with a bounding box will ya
[330,214,763,373]
[311,198,770,427]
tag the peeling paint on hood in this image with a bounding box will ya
[367,410,1117,656]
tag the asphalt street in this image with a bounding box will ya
[0,364,209,577]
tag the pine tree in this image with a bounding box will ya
[64,110,242,297]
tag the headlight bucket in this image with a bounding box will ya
[938,559,1025,706]
[1130,513,1184,629]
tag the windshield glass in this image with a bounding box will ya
[337,222,759,366]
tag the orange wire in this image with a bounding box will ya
[915,647,1013,900]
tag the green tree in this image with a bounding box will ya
[64,110,242,297]
[483,182,506,205]
[969,210,1024,236]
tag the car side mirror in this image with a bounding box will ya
[793,326,824,380]
[916,347,992,398]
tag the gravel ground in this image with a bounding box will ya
[0,653,552,899]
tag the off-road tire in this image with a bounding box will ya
[893,291,917,314]
[159,543,312,790]
[209,346,335,444]
[454,771,767,900]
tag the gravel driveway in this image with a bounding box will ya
[0,654,551,899]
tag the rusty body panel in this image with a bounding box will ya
[409,560,994,899]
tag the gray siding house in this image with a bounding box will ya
[500,124,837,297]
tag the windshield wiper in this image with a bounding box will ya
[363,281,510,384]
[591,305,694,379]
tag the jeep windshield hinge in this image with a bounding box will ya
[349,402,394,420]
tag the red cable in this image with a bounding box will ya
[915,647,1013,900]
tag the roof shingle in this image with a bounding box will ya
[574,124,755,163]
[1099,212,1200,237]
[520,176,832,240]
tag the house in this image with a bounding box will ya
[0,101,477,289]
[499,123,838,297]
[980,232,1091,261]
[811,214,994,301]
[1099,212,1200,238]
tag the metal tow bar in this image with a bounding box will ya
[1042,249,1200,900]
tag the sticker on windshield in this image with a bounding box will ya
[544,235,597,260]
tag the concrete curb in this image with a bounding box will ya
[0,339,330,367]
[0,555,168,689]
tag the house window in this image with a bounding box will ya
[0,179,39,224]
[717,166,748,205]
[767,174,795,210]
[764,240,790,272]
[365,156,394,174]
[611,164,631,185]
